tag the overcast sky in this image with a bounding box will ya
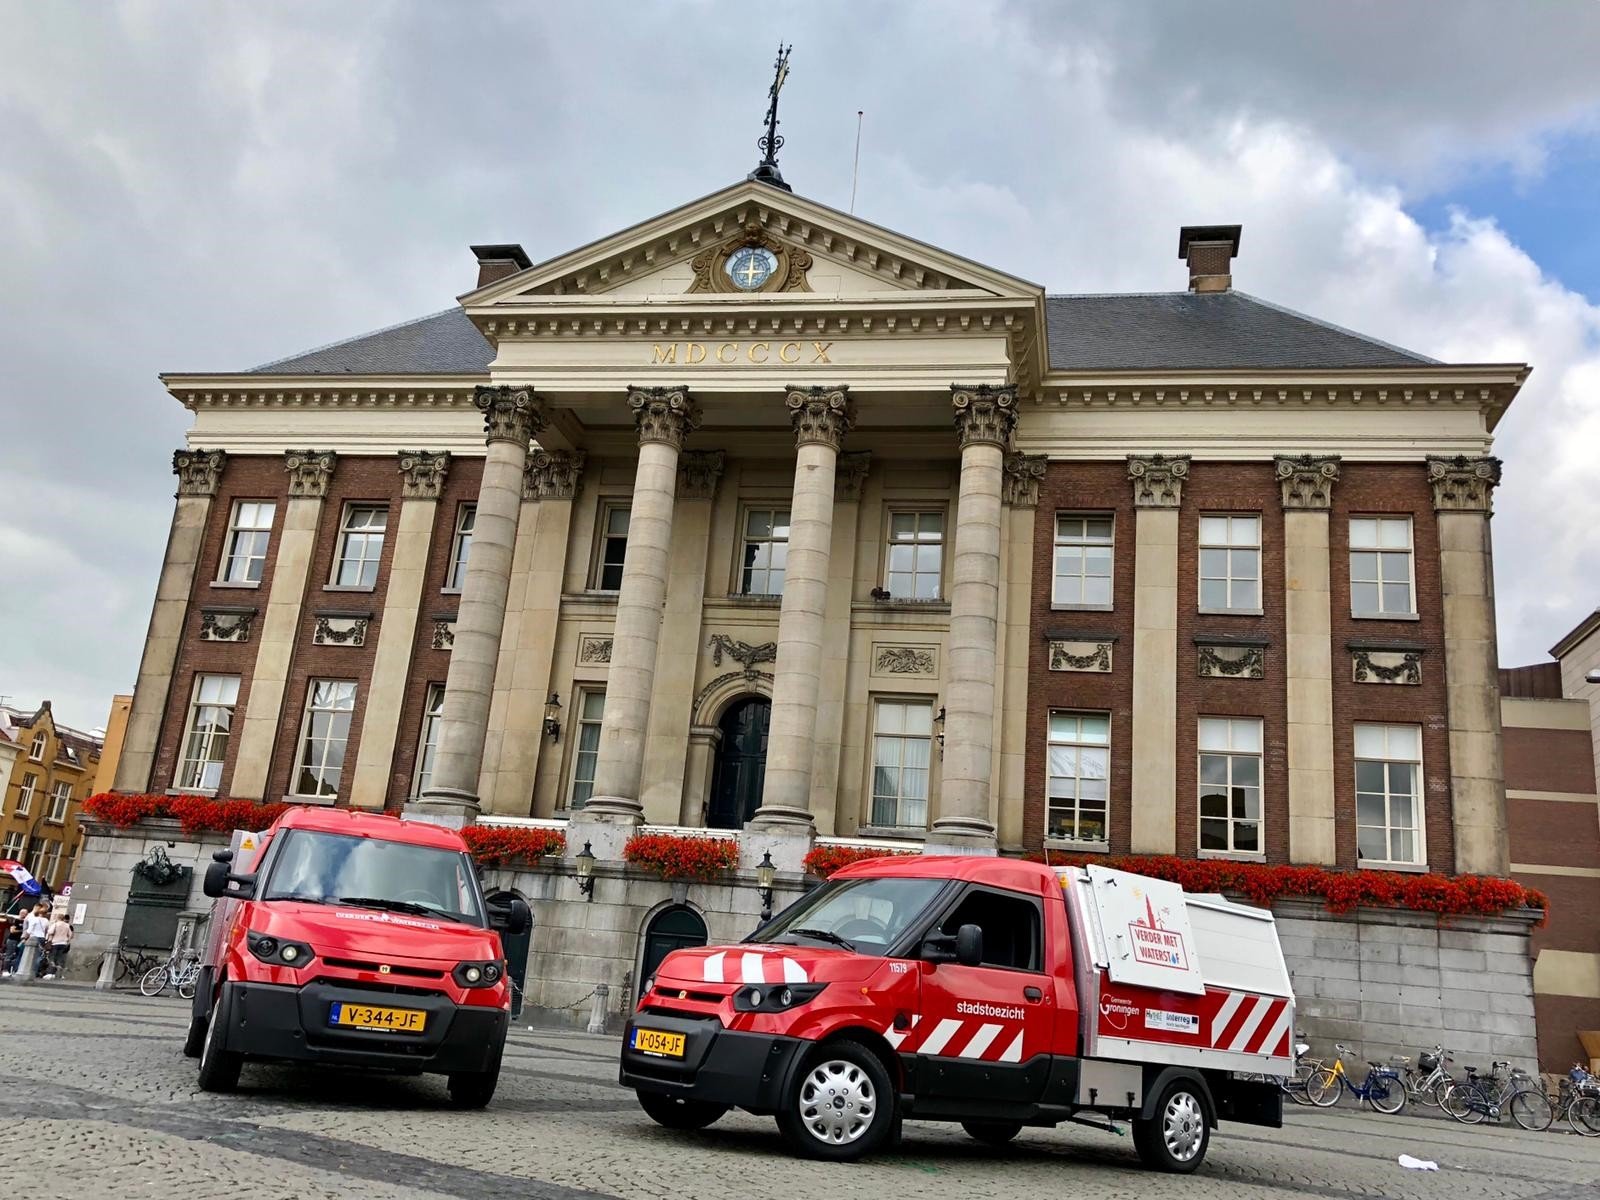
[2,1,1598,730]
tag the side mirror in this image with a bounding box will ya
[954,923,983,967]
[202,861,255,900]
[211,850,234,865]
[488,896,531,936]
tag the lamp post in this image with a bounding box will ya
[574,840,596,901]
[755,850,776,922]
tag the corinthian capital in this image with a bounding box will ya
[627,385,700,449]
[1427,455,1502,514]
[785,385,855,450]
[523,450,587,501]
[172,449,226,498]
[1002,453,1047,508]
[951,384,1019,450]
[474,385,548,447]
[677,450,726,501]
[1275,454,1341,510]
[397,450,451,499]
[1127,454,1190,508]
[284,449,337,498]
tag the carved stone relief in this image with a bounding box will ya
[284,449,337,498]
[1196,644,1265,679]
[1049,641,1113,673]
[871,644,938,677]
[1127,454,1191,508]
[431,619,456,651]
[708,634,776,673]
[951,384,1019,450]
[835,451,872,502]
[524,449,587,501]
[173,449,227,498]
[629,386,701,449]
[1426,454,1502,513]
[687,222,812,294]
[1352,648,1422,685]
[313,614,370,647]
[199,608,255,643]
[1002,453,1047,508]
[397,450,451,500]
[676,450,727,500]
[578,635,613,664]
[474,385,549,446]
[1275,454,1341,510]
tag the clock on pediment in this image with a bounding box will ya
[688,222,812,294]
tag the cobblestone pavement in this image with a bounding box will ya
[6,985,1597,1199]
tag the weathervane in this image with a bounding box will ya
[748,43,793,192]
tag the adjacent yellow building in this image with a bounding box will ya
[0,701,108,892]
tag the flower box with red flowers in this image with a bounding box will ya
[461,824,566,867]
[622,833,739,881]
[83,792,291,837]
[803,844,918,879]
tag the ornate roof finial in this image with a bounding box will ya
[748,44,793,192]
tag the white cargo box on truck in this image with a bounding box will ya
[1058,864,1296,1077]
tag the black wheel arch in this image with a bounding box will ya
[1140,1066,1217,1125]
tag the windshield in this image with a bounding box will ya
[262,830,485,925]
[752,876,946,957]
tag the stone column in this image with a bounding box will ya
[115,449,226,793]
[998,454,1047,850]
[1127,454,1188,854]
[755,387,857,830]
[348,452,449,809]
[927,385,1018,852]
[1429,455,1509,875]
[415,387,548,823]
[1277,455,1341,864]
[582,386,700,837]
[230,450,337,800]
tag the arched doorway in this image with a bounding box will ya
[708,697,770,828]
[638,906,708,1000]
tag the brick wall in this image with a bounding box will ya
[1504,727,1598,796]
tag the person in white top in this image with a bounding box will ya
[22,903,50,978]
[43,910,74,980]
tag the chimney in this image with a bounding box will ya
[470,243,532,289]
[1178,224,1242,293]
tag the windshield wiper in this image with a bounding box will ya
[337,897,464,923]
[268,893,332,905]
[784,927,855,951]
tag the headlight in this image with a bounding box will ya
[732,982,827,1013]
[454,960,505,989]
[247,933,314,967]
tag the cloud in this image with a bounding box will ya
[0,0,1597,730]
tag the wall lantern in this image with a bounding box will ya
[755,850,776,922]
[574,840,596,900]
[933,705,946,756]
[543,693,562,741]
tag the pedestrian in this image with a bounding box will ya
[0,916,20,976]
[23,903,49,978]
[43,909,74,980]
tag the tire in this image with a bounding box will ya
[1133,1079,1211,1174]
[961,1120,1023,1146]
[1443,1082,1485,1124]
[196,985,242,1093]
[1567,1095,1600,1137]
[1286,1064,1317,1107]
[447,1043,503,1110]
[775,1039,896,1161]
[177,970,197,1001]
[1418,1077,1449,1108]
[1305,1068,1342,1108]
[139,965,167,997]
[1367,1075,1407,1115]
[636,1089,730,1131]
[1509,1088,1553,1132]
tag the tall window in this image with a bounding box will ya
[15,773,36,816]
[0,831,22,860]
[1046,711,1111,844]
[28,733,45,762]
[595,505,630,590]
[47,782,71,823]
[446,505,475,591]
[332,505,388,588]
[569,690,606,808]
[218,500,276,584]
[39,842,61,888]
[1053,514,1114,607]
[178,674,240,792]
[293,680,358,798]
[414,684,446,797]
[740,508,790,595]
[1199,514,1261,612]
[1350,517,1414,616]
[885,512,943,600]
[1198,716,1263,854]
[871,700,933,829]
[1355,723,1424,865]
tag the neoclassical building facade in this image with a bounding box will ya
[117,181,1529,877]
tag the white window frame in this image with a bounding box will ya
[568,689,606,809]
[1349,516,1416,618]
[15,772,37,817]
[331,504,388,589]
[28,733,45,762]
[1046,710,1112,847]
[869,699,934,830]
[291,680,358,799]
[1354,722,1426,866]
[0,831,22,860]
[39,842,61,888]
[884,510,945,601]
[592,503,631,591]
[413,683,446,798]
[1197,716,1265,857]
[1198,514,1262,614]
[444,505,475,593]
[1052,513,1115,609]
[217,499,276,585]
[177,674,241,794]
[47,781,71,824]
[738,506,791,596]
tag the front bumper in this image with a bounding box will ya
[217,981,507,1075]
[619,1013,806,1114]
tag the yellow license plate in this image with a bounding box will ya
[632,1027,686,1058]
[330,1003,427,1033]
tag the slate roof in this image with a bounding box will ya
[243,291,1436,377]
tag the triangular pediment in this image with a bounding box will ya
[462,180,1042,307]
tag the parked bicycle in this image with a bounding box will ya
[1393,1045,1455,1108]
[139,950,200,999]
[1441,1061,1551,1130]
[1554,1066,1600,1137]
[111,940,160,987]
[1305,1043,1407,1113]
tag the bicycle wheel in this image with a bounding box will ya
[1509,1088,1553,1131]
[1288,1064,1318,1107]
[177,968,197,1001]
[1368,1076,1407,1115]
[1568,1095,1600,1137]
[1443,1082,1485,1124]
[139,965,168,997]
[1419,1076,1450,1108]
[1305,1068,1342,1108]
[113,952,133,984]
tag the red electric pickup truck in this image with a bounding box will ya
[189,807,529,1107]
[622,856,1295,1170]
